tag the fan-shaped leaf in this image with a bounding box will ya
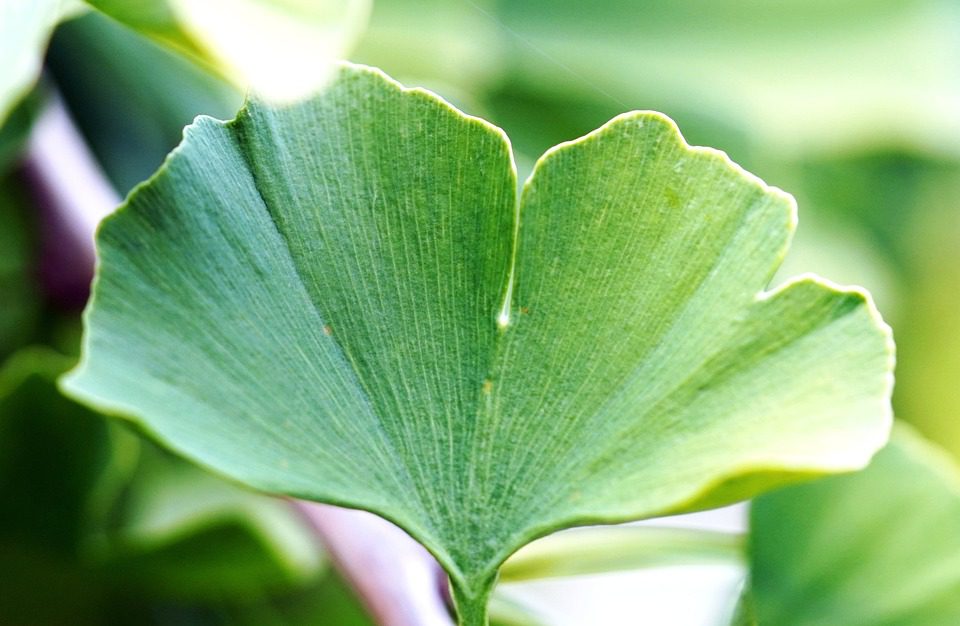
[64,64,894,624]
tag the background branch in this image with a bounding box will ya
[296,502,454,626]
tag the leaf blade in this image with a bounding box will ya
[63,63,894,623]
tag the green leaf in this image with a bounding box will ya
[64,64,894,624]
[0,348,343,620]
[355,0,505,95]
[0,348,137,624]
[492,0,960,156]
[47,10,242,193]
[886,172,960,458]
[500,526,743,582]
[111,445,324,600]
[749,424,960,625]
[489,594,550,626]
[0,347,137,551]
[0,0,78,125]
[356,1,960,161]
[86,0,370,102]
[0,88,44,173]
[0,177,41,358]
[234,569,375,626]
[728,585,758,626]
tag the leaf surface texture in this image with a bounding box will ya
[65,64,894,621]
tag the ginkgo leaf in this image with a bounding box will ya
[86,0,370,102]
[63,63,894,624]
[749,424,960,625]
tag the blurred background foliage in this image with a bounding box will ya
[749,423,960,625]
[1,0,958,624]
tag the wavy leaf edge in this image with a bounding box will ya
[60,61,895,617]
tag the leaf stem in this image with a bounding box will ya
[450,574,496,626]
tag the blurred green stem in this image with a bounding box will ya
[500,525,745,583]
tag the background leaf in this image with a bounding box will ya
[493,0,960,157]
[0,176,42,357]
[46,10,241,194]
[749,424,960,625]
[0,347,370,625]
[500,526,743,582]
[64,64,893,623]
[0,348,134,625]
[0,0,77,125]
[110,444,324,600]
[0,88,44,173]
[354,0,960,169]
[85,0,370,102]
